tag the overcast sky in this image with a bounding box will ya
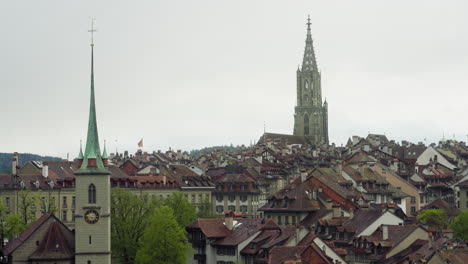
[1,0,468,158]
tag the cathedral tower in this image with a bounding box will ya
[293,16,329,145]
[74,25,111,264]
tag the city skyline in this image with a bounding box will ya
[2,0,468,158]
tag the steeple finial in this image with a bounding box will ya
[307,15,311,32]
[102,140,109,159]
[88,17,97,46]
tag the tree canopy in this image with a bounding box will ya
[163,192,197,228]
[450,210,468,240]
[136,206,189,264]
[0,200,25,247]
[416,209,448,230]
[111,188,159,264]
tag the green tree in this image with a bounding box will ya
[111,189,159,264]
[163,192,196,228]
[0,200,25,247]
[450,210,468,240]
[417,209,448,230]
[136,206,189,264]
[36,189,57,214]
[17,190,36,225]
[197,198,215,218]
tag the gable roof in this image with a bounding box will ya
[29,221,74,260]
[3,213,54,255]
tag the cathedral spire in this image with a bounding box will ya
[301,15,318,72]
[76,19,109,174]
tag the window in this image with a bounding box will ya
[228,205,236,212]
[88,261,91,264]
[217,247,225,255]
[89,235,92,245]
[216,205,224,213]
[198,194,202,203]
[285,215,289,225]
[240,205,248,213]
[229,185,235,191]
[62,196,67,208]
[240,185,246,191]
[466,201,468,208]
[62,210,67,222]
[216,195,223,202]
[227,247,235,256]
[278,215,282,225]
[292,216,296,225]
[410,196,416,204]
[191,195,195,204]
[228,195,236,202]
[466,191,468,197]
[303,114,309,135]
[411,207,416,215]
[72,196,76,208]
[240,195,247,202]
[88,184,96,204]
[5,197,10,208]
[216,185,223,191]
[72,210,75,221]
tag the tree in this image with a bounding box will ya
[36,189,57,214]
[111,189,159,264]
[197,198,215,219]
[136,206,189,264]
[450,210,468,240]
[417,209,448,230]
[17,190,36,225]
[0,200,25,247]
[163,192,197,228]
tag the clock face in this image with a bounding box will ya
[84,209,99,224]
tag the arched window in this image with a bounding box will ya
[305,81,309,90]
[88,184,96,204]
[304,114,310,136]
[304,94,309,102]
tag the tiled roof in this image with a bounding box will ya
[186,218,230,238]
[268,246,306,264]
[212,218,267,246]
[29,221,74,260]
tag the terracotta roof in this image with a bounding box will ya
[186,218,231,238]
[212,218,268,246]
[268,246,306,264]
[29,221,74,260]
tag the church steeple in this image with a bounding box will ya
[76,24,109,174]
[301,15,318,72]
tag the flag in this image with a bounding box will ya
[138,138,143,148]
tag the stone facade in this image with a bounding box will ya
[293,17,329,145]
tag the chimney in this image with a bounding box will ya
[162,174,167,185]
[12,152,19,175]
[42,162,49,178]
[332,204,341,218]
[382,225,388,240]
[300,168,307,182]
[225,210,234,231]
[325,199,333,210]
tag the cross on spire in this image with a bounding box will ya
[88,17,97,46]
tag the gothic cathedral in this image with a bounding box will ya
[74,38,112,264]
[293,17,329,145]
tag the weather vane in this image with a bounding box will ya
[88,17,97,45]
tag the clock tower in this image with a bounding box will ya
[74,21,111,264]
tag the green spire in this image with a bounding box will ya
[78,140,84,159]
[102,140,109,159]
[76,41,109,175]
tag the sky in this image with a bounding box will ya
[1,0,468,158]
